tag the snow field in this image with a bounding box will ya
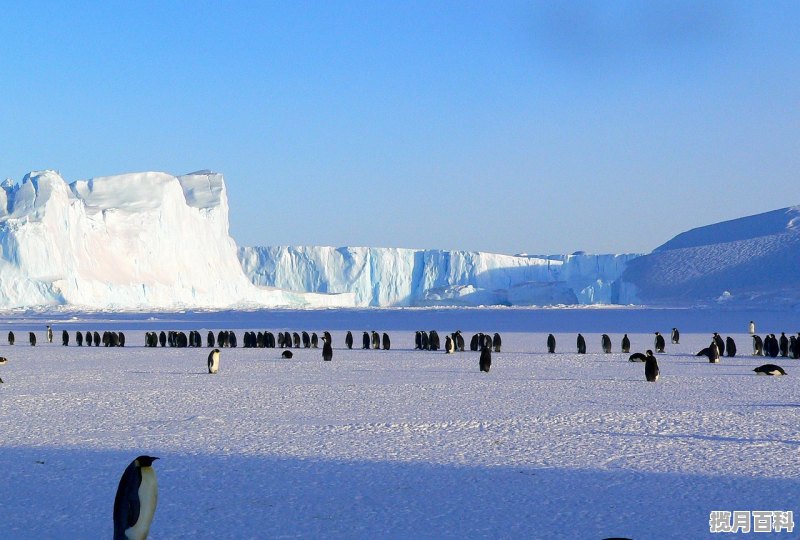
[0,323,798,539]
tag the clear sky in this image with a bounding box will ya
[1,1,798,255]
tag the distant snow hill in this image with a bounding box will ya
[0,169,794,310]
[620,206,800,308]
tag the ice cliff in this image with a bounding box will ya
[238,246,638,307]
[0,170,354,309]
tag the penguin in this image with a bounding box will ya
[46,325,53,343]
[479,345,492,373]
[87,331,94,346]
[749,320,755,335]
[654,332,665,353]
[207,331,215,348]
[113,455,159,540]
[629,352,647,362]
[713,333,725,357]
[429,330,440,351]
[726,336,737,357]
[768,334,780,358]
[455,331,465,352]
[492,333,502,353]
[601,334,611,354]
[621,334,630,353]
[753,364,787,376]
[644,351,659,382]
[671,328,679,344]
[62,330,69,346]
[302,331,310,348]
[29,332,36,347]
[414,331,422,350]
[228,331,237,348]
[470,334,479,352]
[362,332,370,349]
[779,333,789,357]
[322,336,333,362]
[547,334,556,354]
[445,335,455,354]
[345,331,353,350]
[159,331,166,347]
[311,333,319,348]
[76,331,84,347]
[382,332,391,350]
[752,335,764,356]
[695,347,711,359]
[281,350,293,359]
[207,349,220,374]
[371,331,380,350]
[708,341,720,363]
[576,333,586,354]
[791,334,800,359]
[7,331,14,345]
[0,356,7,364]
[119,332,126,347]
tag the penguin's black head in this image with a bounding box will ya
[646,350,654,355]
[135,456,159,467]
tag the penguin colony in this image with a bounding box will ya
[2,324,794,389]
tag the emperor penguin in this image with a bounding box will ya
[492,333,502,353]
[429,330,441,350]
[345,331,353,349]
[46,325,53,343]
[62,330,69,346]
[671,328,679,344]
[779,333,789,357]
[601,334,612,354]
[113,455,159,540]
[29,332,36,347]
[382,333,391,350]
[547,334,556,353]
[749,320,755,335]
[479,345,492,373]
[7,331,14,345]
[621,334,630,353]
[470,334,479,351]
[654,332,665,353]
[207,349,220,374]
[753,364,787,376]
[445,335,455,354]
[726,336,737,357]
[576,334,586,354]
[644,351,659,382]
[713,333,725,356]
[752,335,764,356]
[709,341,720,363]
[322,335,333,362]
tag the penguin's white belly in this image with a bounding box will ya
[126,467,158,540]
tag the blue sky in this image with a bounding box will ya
[1,1,798,254]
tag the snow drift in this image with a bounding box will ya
[0,170,354,309]
[238,246,638,307]
[620,206,800,308]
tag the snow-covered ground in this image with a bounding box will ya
[1,308,798,539]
